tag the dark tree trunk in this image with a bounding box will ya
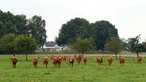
[26,52,28,61]
[136,52,139,60]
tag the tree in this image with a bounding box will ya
[105,37,122,60]
[0,10,16,38]
[71,38,94,55]
[127,34,142,59]
[0,34,16,56]
[0,10,47,54]
[14,35,37,61]
[120,38,129,51]
[28,15,47,48]
[56,17,90,46]
[92,20,118,50]
[15,14,28,35]
[0,10,29,39]
[141,41,146,52]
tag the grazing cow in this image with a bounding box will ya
[83,56,87,65]
[107,57,113,66]
[76,55,82,64]
[96,57,103,65]
[68,56,74,67]
[138,56,142,64]
[43,56,49,68]
[57,56,62,68]
[11,57,18,68]
[119,57,125,66]
[32,58,38,68]
[52,56,62,68]
[53,56,58,67]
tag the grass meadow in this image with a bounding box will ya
[0,54,146,82]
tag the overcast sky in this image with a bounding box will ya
[0,0,146,41]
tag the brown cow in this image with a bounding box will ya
[76,55,82,64]
[43,56,49,68]
[96,57,103,65]
[57,56,62,68]
[138,56,142,64]
[52,56,58,67]
[11,57,18,68]
[52,56,62,68]
[32,57,38,68]
[119,57,125,66]
[107,57,113,66]
[83,56,87,65]
[68,56,74,67]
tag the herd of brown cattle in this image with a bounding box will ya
[11,55,143,68]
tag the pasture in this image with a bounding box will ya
[0,54,146,82]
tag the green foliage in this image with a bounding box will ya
[0,34,37,56]
[142,41,146,51]
[120,38,129,51]
[14,35,37,53]
[127,35,142,57]
[105,37,122,54]
[0,11,16,38]
[93,20,118,50]
[56,18,119,51]
[56,17,90,46]
[14,35,37,60]
[105,37,122,59]
[28,15,47,48]
[71,38,94,54]
[0,34,15,54]
[0,10,47,53]
[15,14,28,35]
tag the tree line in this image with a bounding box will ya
[56,18,146,59]
[0,10,47,55]
[1,10,146,59]
[56,17,118,51]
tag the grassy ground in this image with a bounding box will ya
[0,54,146,82]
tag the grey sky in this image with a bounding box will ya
[0,0,146,41]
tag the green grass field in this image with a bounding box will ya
[0,54,146,82]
